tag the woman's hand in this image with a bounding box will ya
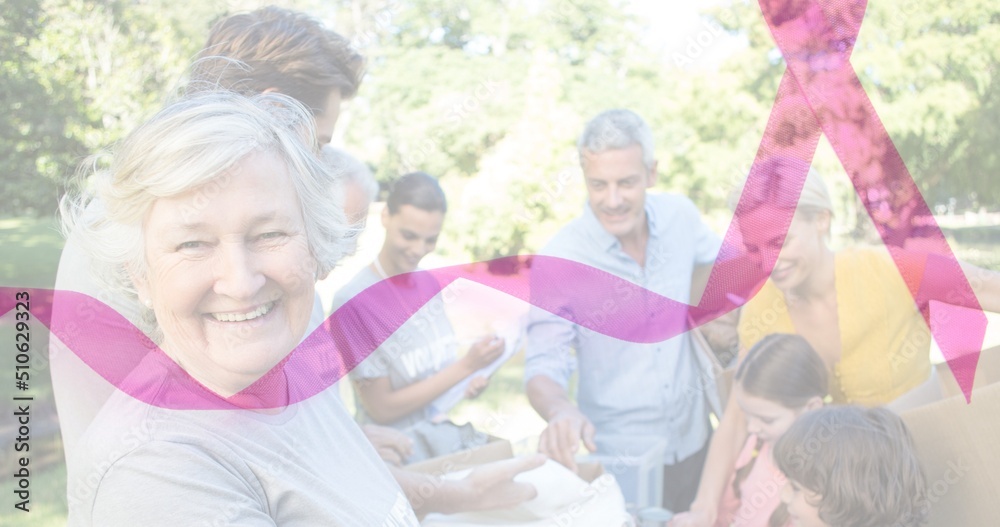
[464,375,490,399]
[461,336,505,372]
[453,454,547,512]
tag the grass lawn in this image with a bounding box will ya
[0,216,64,289]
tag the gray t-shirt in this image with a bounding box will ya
[67,352,418,527]
[333,265,458,429]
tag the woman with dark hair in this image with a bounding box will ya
[333,172,505,430]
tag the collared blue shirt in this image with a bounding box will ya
[525,193,721,463]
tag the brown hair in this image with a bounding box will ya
[773,406,929,527]
[386,171,447,214]
[735,333,829,408]
[190,6,365,112]
[732,333,829,526]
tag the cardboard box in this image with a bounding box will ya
[900,346,1000,527]
[888,345,1000,413]
[936,345,1000,398]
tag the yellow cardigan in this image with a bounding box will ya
[738,247,931,406]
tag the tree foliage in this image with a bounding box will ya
[3,0,998,259]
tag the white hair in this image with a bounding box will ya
[577,109,656,169]
[319,145,378,203]
[61,91,348,337]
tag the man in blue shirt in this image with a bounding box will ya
[525,109,722,513]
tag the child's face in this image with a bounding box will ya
[781,480,829,527]
[734,385,809,443]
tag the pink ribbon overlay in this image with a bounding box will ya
[0,0,987,408]
[752,0,985,402]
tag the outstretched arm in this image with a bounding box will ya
[390,455,546,518]
[527,375,596,473]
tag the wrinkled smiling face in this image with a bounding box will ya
[581,145,656,241]
[136,150,318,395]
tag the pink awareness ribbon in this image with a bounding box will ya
[749,0,986,401]
[0,0,986,408]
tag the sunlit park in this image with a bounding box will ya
[2,0,1000,525]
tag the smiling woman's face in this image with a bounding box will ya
[739,204,829,293]
[135,150,318,395]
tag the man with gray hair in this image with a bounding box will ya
[525,109,722,512]
[319,145,380,255]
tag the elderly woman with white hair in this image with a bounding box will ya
[672,157,1000,527]
[63,91,418,526]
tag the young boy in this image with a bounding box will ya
[772,406,929,527]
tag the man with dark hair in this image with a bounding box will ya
[190,5,365,144]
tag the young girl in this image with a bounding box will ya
[713,333,828,527]
[772,406,929,527]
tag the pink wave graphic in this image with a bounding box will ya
[0,255,763,410]
[0,0,988,408]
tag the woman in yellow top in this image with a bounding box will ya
[671,157,1000,526]
[738,233,933,406]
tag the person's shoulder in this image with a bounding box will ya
[81,436,264,527]
[648,192,702,219]
[838,245,930,295]
[838,245,896,272]
[70,393,224,508]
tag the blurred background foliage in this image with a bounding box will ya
[2,3,998,522]
[2,0,998,260]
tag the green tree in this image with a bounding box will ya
[3,0,224,217]
[1,0,86,216]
